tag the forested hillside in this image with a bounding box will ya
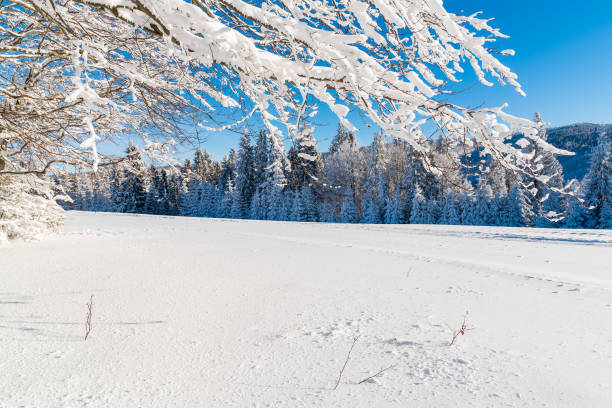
[547,123,612,181]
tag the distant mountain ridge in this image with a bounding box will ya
[546,123,612,181]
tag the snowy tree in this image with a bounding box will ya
[218,179,236,218]
[409,187,434,225]
[384,190,403,224]
[182,159,194,180]
[199,181,217,218]
[300,186,318,222]
[90,169,112,211]
[289,187,317,222]
[482,158,509,196]
[268,189,290,221]
[218,150,239,193]
[360,134,388,224]
[59,0,557,178]
[193,148,218,183]
[439,192,460,225]
[166,174,186,216]
[338,189,359,224]
[253,130,270,187]
[0,174,66,243]
[0,1,214,185]
[503,181,531,227]
[289,127,323,188]
[147,168,170,215]
[324,130,364,214]
[329,124,356,155]
[471,183,494,226]
[457,193,474,226]
[563,196,589,229]
[117,143,147,213]
[319,200,337,223]
[109,166,123,212]
[249,190,266,220]
[582,137,612,229]
[182,179,203,216]
[235,132,256,217]
[516,115,567,224]
[256,131,289,220]
[229,188,242,219]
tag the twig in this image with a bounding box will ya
[449,311,471,346]
[333,336,359,390]
[84,295,93,341]
[357,364,397,384]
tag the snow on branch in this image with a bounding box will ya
[2,0,574,205]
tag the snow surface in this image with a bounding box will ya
[2,211,612,407]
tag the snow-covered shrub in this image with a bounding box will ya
[0,174,66,243]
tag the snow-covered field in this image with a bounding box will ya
[2,212,612,407]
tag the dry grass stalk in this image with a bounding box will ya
[333,336,359,390]
[84,295,93,341]
[449,311,472,346]
[357,364,397,384]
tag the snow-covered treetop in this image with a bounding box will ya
[3,0,572,188]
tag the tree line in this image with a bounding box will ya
[57,125,612,229]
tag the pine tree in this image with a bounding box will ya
[457,192,473,225]
[219,179,236,218]
[400,158,418,223]
[338,188,358,223]
[503,181,530,227]
[409,186,433,224]
[253,129,270,186]
[289,189,302,221]
[200,181,217,217]
[193,148,217,182]
[249,189,266,220]
[193,148,206,180]
[329,123,356,154]
[118,142,147,213]
[360,133,387,223]
[319,200,337,223]
[267,187,288,221]
[439,192,460,225]
[182,178,203,216]
[384,190,402,224]
[288,126,322,188]
[359,196,376,223]
[150,168,170,215]
[489,194,505,226]
[582,137,612,228]
[182,158,194,179]
[144,165,158,214]
[324,126,363,217]
[472,182,494,225]
[299,186,317,221]
[218,149,238,193]
[518,116,566,225]
[229,186,242,219]
[109,166,123,212]
[90,169,111,211]
[235,131,256,217]
[563,196,588,229]
[257,131,289,220]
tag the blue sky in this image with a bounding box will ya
[134,1,612,160]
